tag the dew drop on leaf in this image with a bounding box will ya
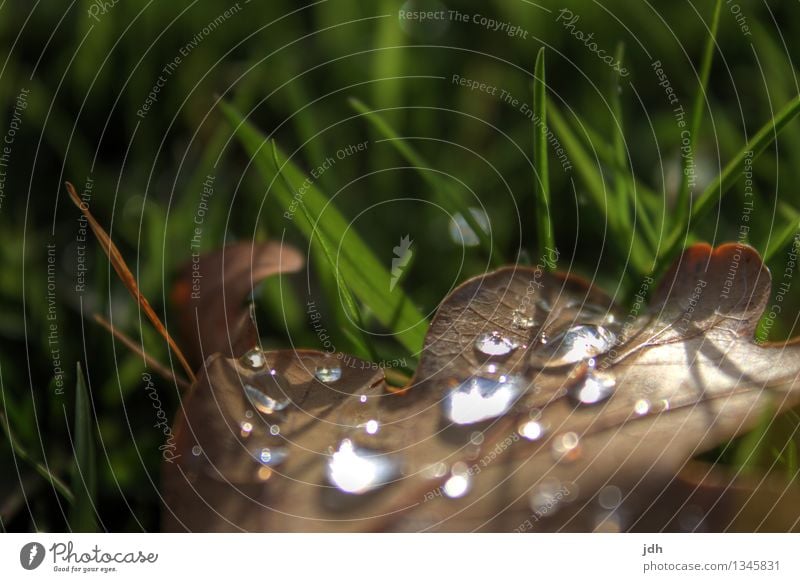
[529,324,617,368]
[326,439,400,495]
[443,374,525,425]
[474,331,519,357]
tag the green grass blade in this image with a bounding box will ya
[533,48,554,266]
[220,101,427,354]
[348,97,499,265]
[70,362,97,532]
[661,95,800,262]
[764,203,800,263]
[610,42,632,238]
[271,142,376,361]
[674,0,722,232]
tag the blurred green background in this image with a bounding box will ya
[2,0,800,531]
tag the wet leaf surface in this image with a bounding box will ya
[164,243,800,531]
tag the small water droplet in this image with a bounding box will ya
[443,374,525,425]
[241,347,267,370]
[529,324,617,368]
[269,425,280,436]
[443,462,472,498]
[567,368,616,406]
[191,445,202,456]
[511,309,536,329]
[518,419,547,441]
[245,410,254,419]
[551,431,582,462]
[365,419,380,435]
[359,394,368,403]
[244,383,290,415]
[257,466,273,481]
[240,421,253,438]
[326,439,400,495]
[315,364,342,383]
[598,485,622,509]
[469,431,485,445]
[634,399,650,416]
[255,446,288,467]
[448,207,490,247]
[474,331,519,357]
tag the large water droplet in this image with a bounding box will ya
[254,446,288,467]
[551,431,582,463]
[315,364,342,383]
[326,439,399,495]
[442,462,472,498]
[474,331,519,357]
[568,369,616,406]
[518,419,547,441]
[529,324,617,368]
[240,347,267,370]
[443,374,525,425]
[244,382,290,415]
[448,208,490,247]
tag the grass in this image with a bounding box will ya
[2,0,800,532]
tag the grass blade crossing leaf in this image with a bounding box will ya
[533,48,554,266]
[220,101,427,353]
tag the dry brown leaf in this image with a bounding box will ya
[162,243,800,531]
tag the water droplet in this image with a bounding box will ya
[315,363,342,383]
[241,347,266,370]
[598,485,622,509]
[551,431,582,462]
[359,394,368,403]
[269,425,280,436]
[529,324,617,368]
[191,445,202,456]
[255,446,288,467]
[518,419,547,441]
[422,462,448,479]
[443,462,471,498]
[474,331,519,357]
[443,374,525,425]
[245,410,254,419]
[567,368,616,406]
[658,398,670,412]
[244,382,290,415]
[326,439,400,495]
[365,419,380,435]
[469,431,485,445]
[634,399,650,416]
[448,208,490,247]
[257,466,273,481]
[511,309,536,329]
[240,421,253,438]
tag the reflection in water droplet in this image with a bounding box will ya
[315,364,342,383]
[241,348,267,370]
[474,331,519,357]
[511,309,536,329]
[240,421,253,438]
[443,462,471,498]
[245,410,254,419]
[244,383,290,415]
[568,369,616,406]
[443,374,525,425]
[598,485,622,509]
[326,439,399,495]
[448,208,490,247]
[191,445,202,456]
[269,425,280,436]
[529,324,617,368]
[634,399,650,416]
[518,419,547,441]
[359,394,368,403]
[255,446,288,467]
[365,419,380,435]
[551,431,582,463]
